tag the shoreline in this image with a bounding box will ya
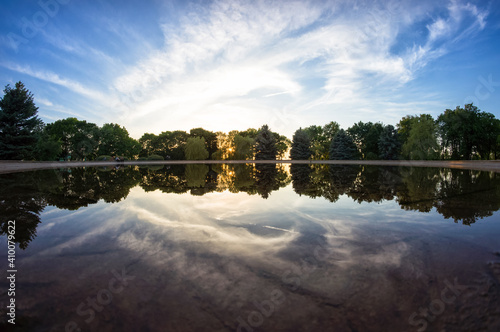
[1,159,500,174]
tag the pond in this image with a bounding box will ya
[1,164,500,331]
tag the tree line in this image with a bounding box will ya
[1,81,500,161]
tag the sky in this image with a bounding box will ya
[1,0,499,139]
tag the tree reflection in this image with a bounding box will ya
[45,167,141,209]
[139,165,188,194]
[0,171,51,249]
[396,167,441,213]
[1,164,500,250]
[290,164,313,196]
[292,164,500,225]
[435,169,500,225]
[255,163,279,199]
[325,165,360,202]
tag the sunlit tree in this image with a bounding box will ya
[185,137,209,160]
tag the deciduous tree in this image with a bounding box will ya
[401,115,439,160]
[185,137,209,160]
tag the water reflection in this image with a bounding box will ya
[0,165,499,331]
[1,164,500,250]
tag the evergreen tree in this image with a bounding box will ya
[378,125,401,160]
[0,82,42,160]
[290,128,312,160]
[329,129,359,160]
[255,125,277,160]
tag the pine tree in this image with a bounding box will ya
[378,125,401,160]
[0,82,42,160]
[290,128,312,160]
[329,129,359,160]
[255,125,277,160]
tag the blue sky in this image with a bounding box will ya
[1,0,499,139]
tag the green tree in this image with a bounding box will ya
[190,128,217,158]
[98,123,140,159]
[397,115,415,146]
[401,114,439,160]
[476,113,500,159]
[290,128,312,160]
[304,121,340,159]
[158,130,189,160]
[329,129,359,160]
[33,128,62,161]
[233,135,254,160]
[378,125,401,160]
[274,133,291,160]
[238,128,258,139]
[185,137,209,160]
[304,125,323,159]
[255,125,277,160]
[347,121,383,159]
[0,82,43,160]
[139,133,159,158]
[139,131,188,160]
[437,104,500,160]
[45,118,100,160]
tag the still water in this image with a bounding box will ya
[1,164,500,331]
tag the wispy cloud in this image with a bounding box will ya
[112,0,488,136]
[3,63,105,102]
[0,0,493,137]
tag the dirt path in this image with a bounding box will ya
[1,159,500,174]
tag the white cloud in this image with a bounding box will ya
[3,63,106,103]
[2,0,490,138]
